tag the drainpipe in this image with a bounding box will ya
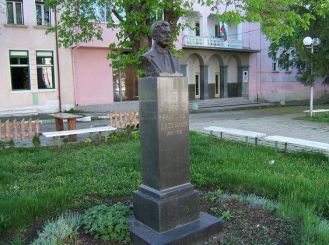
[71,46,79,107]
[54,7,62,112]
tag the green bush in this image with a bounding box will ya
[81,203,131,243]
[32,135,41,147]
[31,213,81,245]
[0,214,10,235]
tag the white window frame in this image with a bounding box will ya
[35,0,51,26]
[36,51,55,90]
[195,72,200,99]
[94,3,112,23]
[9,50,30,91]
[272,57,279,72]
[6,0,23,25]
[215,72,220,96]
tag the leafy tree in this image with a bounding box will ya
[47,0,328,84]
[46,0,194,72]
[200,0,328,85]
[268,2,329,86]
[201,0,328,115]
[198,0,314,42]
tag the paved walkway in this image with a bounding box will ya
[189,105,329,144]
[3,105,329,147]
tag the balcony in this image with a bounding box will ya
[182,35,244,49]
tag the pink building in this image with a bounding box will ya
[1,2,327,116]
[0,0,75,116]
[71,3,328,108]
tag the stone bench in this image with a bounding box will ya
[303,109,329,115]
[264,135,329,153]
[204,126,266,144]
[42,126,117,144]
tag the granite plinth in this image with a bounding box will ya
[138,76,189,190]
[133,183,200,232]
[129,212,223,245]
[131,76,222,244]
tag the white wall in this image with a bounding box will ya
[208,57,220,85]
[186,55,201,85]
[227,57,238,84]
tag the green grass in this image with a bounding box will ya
[1,132,329,243]
[297,113,329,123]
[190,133,329,216]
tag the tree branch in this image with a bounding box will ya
[112,7,124,22]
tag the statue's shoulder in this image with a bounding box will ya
[140,49,160,77]
[142,49,156,60]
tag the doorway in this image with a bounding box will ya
[195,72,200,99]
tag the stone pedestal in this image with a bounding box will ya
[129,76,222,244]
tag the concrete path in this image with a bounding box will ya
[189,105,329,144]
[4,105,329,147]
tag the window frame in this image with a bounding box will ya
[215,72,220,96]
[272,57,279,73]
[35,0,51,26]
[195,22,200,36]
[6,0,24,25]
[36,50,55,90]
[94,3,112,23]
[9,50,31,91]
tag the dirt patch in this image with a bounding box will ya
[6,193,300,245]
[201,196,300,244]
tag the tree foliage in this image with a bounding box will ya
[46,0,194,71]
[200,0,328,85]
[268,2,329,86]
[47,0,328,84]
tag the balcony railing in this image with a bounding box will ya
[183,35,243,49]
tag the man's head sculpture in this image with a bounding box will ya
[151,21,171,48]
[141,20,181,77]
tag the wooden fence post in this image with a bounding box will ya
[109,112,113,127]
[0,120,2,140]
[115,113,119,128]
[13,119,17,139]
[127,112,131,127]
[5,120,10,139]
[28,119,33,138]
[35,119,40,136]
[20,119,25,140]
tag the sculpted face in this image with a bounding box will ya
[153,24,171,48]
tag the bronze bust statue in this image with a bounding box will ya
[141,21,182,77]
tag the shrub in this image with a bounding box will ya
[81,203,131,243]
[31,213,81,245]
[32,135,41,147]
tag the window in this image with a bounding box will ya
[215,24,220,38]
[195,74,200,96]
[36,51,55,89]
[215,73,220,95]
[272,58,279,72]
[6,0,23,25]
[195,22,200,36]
[9,51,30,90]
[94,3,112,22]
[35,0,50,26]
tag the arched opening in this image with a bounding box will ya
[227,56,241,97]
[186,55,201,99]
[208,56,221,98]
[186,53,203,100]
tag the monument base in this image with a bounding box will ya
[129,212,222,245]
[133,183,200,232]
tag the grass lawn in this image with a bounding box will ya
[297,112,329,123]
[1,131,329,243]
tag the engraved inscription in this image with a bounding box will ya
[159,112,188,136]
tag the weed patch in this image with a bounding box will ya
[81,203,131,243]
